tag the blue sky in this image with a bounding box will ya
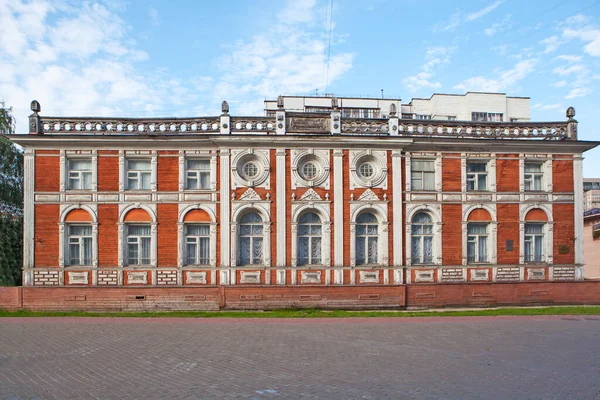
[1,0,599,175]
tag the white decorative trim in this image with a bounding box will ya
[470,269,489,281]
[461,204,497,266]
[299,188,323,201]
[238,188,262,201]
[573,155,584,269]
[117,203,158,268]
[461,154,496,192]
[68,271,88,285]
[357,189,380,201]
[391,151,403,269]
[177,204,218,268]
[349,199,389,267]
[349,150,387,189]
[220,149,231,268]
[127,271,148,285]
[230,202,271,267]
[519,203,553,265]
[414,269,435,283]
[359,270,380,283]
[186,271,207,284]
[333,149,343,267]
[240,271,261,284]
[290,202,331,267]
[24,150,34,274]
[301,271,321,284]
[276,149,287,268]
[519,154,552,193]
[290,149,330,189]
[405,152,442,192]
[230,149,270,189]
[58,205,98,268]
[405,204,442,267]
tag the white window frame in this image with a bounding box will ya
[58,205,98,268]
[185,158,211,190]
[177,205,218,268]
[184,224,211,266]
[66,224,94,266]
[290,204,331,268]
[349,203,389,267]
[67,159,93,190]
[466,223,489,264]
[230,205,271,268]
[524,223,546,263]
[59,151,98,192]
[119,151,157,192]
[297,212,323,266]
[405,206,442,268]
[237,212,266,266]
[406,153,442,192]
[519,204,553,265]
[519,156,552,193]
[461,155,496,193]
[461,205,497,266]
[466,161,488,192]
[125,224,152,266]
[126,159,152,190]
[410,159,435,191]
[117,204,158,268]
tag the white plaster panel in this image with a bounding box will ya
[186,271,207,284]
[127,271,148,285]
[68,271,89,285]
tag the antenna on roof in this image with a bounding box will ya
[381,89,384,99]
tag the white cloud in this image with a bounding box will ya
[403,46,455,92]
[552,64,587,76]
[565,88,591,99]
[453,59,537,92]
[466,0,503,21]
[148,6,159,26]
[540,36,561,53]
[532,103,561,110]
[554,55,583,63]
[484,15,511,36]
[551,80,568,88]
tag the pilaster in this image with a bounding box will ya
[333,149,344,267]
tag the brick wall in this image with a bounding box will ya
[34,153,59,192]
[442,156,461,191]
[552,159,574,193]
[497,204,520,264]
[97,152,119,191]
[157,153,179,191]
[98,205,118,267]
[496,156,519,192]
[34,204,60,267]
[442,204,462,265]
[553,204,575,264]
[157,204,178,267]
[2,282,599,311]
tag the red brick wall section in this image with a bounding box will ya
[442,156,461,192]
[97,154,119,191]
[1,283,600,311]
[552,160,574,193]
[35,154,59,192]
[553,204,575,264]
[157,154,179,191]
[98,205,119,267]
[34,204,59,267]
[497,204,520,264]
[496,157,519,192]
[442,204,462,265]
[157,204,178,267]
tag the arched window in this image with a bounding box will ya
[183,209,212,266]
[298,212,322,266]
[524,208,548,263]
[124,209,152,266]
[411,212,433,264]
[466,208,492,264]
[238,212,263,265]
[356,213,378,265]
[63,209,94,266]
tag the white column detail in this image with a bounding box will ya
[276,149,286,267]
[220,149,231,284]
[573,155,584,273]
[23,149,35,284]
[391,150,403,284]
[333,149,344,267]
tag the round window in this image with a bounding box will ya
[242,161,259,179]
[300,161,319,180]
[358,162,374,179]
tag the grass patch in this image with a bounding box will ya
[0,306,599,318]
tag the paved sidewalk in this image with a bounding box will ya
[0,316,599,399]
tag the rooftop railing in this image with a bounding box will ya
[27,99,579,140]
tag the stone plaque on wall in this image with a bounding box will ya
[287,116,329,133]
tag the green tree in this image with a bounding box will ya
[0,101,23,286]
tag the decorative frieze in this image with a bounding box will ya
[552,267,576,281]
[496,267,520,282]
[157,270,178,285]
[33,270,60,286]
[98,270,118,285]
[440,268,465,283]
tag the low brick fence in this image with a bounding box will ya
[0,282,599,311]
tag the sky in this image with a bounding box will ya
[1,0,599,176]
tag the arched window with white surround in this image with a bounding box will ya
[59,207,97,268]
[355,213,378,265]
[178,206,217,268]
[523,208,549,263]
[297,212,322,266]
[238,212,264,266]
[411,212,434,264]
[118,207,157,268]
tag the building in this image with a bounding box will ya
[265,92,530,122]
[6,98,597,289]
[583,178,600,211]
[584,208,600,279]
